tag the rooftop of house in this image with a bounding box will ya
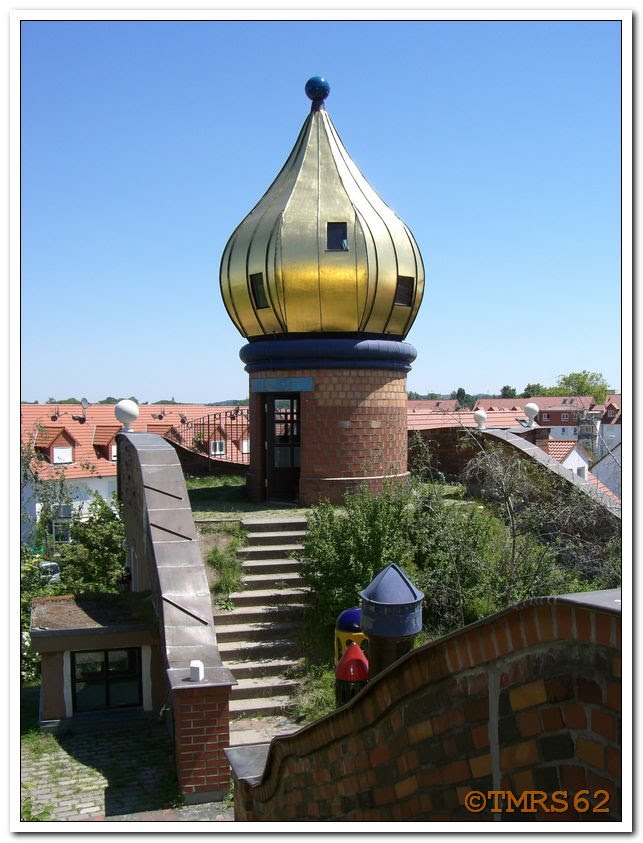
[30,592,157,633]
[407,408,539,432]
[408,399,459,413]
[21,403,242,481]
[473,396,596,412]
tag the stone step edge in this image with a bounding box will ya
[229,696,296,713]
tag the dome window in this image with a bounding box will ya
[249,272,269,310]
[326,222,348,251]
[394,276,415,307]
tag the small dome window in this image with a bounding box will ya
[394,275,415,307]
[327,222,348,251]
[249,272,269,310]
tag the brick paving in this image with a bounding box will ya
[20,691,300,823]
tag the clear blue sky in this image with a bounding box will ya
[19,17,623,403]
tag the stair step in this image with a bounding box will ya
[218,638,301,661]
[240,559,302,576]
[246,530,307,546]
[224,657,303,679]
[238,544,303,560]
[229,696,296,716]
[230,676,299,700]
[221,577,310,606]
[235,574,310,606]
[216,621,300,643]
[242,574,305,592]
[225,587,309,606]
[214,603,306,625]
[243,518,308,533]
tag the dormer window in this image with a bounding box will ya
[394,276,415,307]
[608,409,615,417]
[327,222,348,251]
[110,444,118,461]
[249,272,269,309]
[35,426,78,464]
[53,446,73,464]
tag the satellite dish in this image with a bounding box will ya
[81,398,89,410]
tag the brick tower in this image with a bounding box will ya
[220,77,425,505]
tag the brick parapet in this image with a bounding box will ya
[230,596,622,821]
[172,683,232,801]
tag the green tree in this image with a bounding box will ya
[555,371,609,404]
[55,493,126,592]
[500,385,517,398]
[451,387,474,409]
[521,383,546,398]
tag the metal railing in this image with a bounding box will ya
[165,409,251,464]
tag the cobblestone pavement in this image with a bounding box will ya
[20,689,301,823]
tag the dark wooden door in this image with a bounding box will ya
[265,395,300,501]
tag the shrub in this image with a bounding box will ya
[299,481,418,659]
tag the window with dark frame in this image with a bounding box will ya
[327,222,348,251]
[394,275,415,307]
[71,648,142,713]
[249,272,269,309]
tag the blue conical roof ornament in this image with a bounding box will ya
[359,564,424,638]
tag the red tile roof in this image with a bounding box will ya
[474,396,596,412]
[408,399,458,413]
[586,472,621,505]
[21,403,240,480]
[541,439,577,463]
[92,425,121,447]
[407,409,539,431]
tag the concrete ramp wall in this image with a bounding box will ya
[117,432,236,803]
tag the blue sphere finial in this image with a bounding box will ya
[305,76,330,103]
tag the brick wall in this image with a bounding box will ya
[408,428,539,478]
[247,367,409,505]
[173,685,232,801]
[230,595,622,821]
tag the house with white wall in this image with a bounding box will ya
[20,402,224,543]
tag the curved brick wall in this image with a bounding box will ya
[247,367,409,505]
[229,592,622,822]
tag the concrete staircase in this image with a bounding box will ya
[214,515,309,718]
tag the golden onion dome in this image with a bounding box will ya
[220,77,425,340]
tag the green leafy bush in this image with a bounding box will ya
[299,481,418,659]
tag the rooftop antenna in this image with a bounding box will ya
[72,397,90,423]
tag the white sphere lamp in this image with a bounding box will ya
[473,409,487,430]
[524,403,539,428]
[115,399,139,432]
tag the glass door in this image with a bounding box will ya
[265,394,300,501]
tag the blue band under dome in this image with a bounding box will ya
[240,336,417,373]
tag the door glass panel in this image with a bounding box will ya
[74,651,105,679]
[73,649,141,713]
[108,649,131,673]
[274,447,291,468]
[109,679,141,708]
[75,682,107,711]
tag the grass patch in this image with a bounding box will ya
[206,523,246,598]
[185,474,246,490]
[20,784,54,822]
[288,661,336,723]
